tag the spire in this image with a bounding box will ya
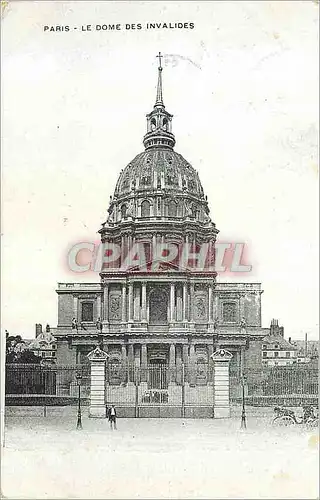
[143,52,175,150]
[155,52,164,107]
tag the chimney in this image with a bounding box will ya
[270,319,279,336]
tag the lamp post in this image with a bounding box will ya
[241,374,247,429]
[76,373,82,430]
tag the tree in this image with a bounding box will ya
[6,335,40,364]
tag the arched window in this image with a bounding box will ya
[141,200,151,217]
[151,118,156,131]
[162,118,168,131]
[191,204,197,218]
[168,200,177,217]
[121,204,127,219]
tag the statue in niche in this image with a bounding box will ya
[195,297,206,319]
[213,316,219,331]
[109,296,121,320]
[185,201,193,217]
[127,199,135,218]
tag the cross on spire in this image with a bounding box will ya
[155,52,164,107]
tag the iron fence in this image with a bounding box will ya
[230,367,319,406]
[5,363,319,409]
[5,364,90,402]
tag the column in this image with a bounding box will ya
[208,344,214,383]
[121,283,126,323]
[103,284,109,322]
[141,282,147,322]
[134,286,140,321]
[170,283,175,322]
[213,292,219,324]
[189,282,195,323]
[183,283,188,322]
[128,283,134,322]
[128,344,134,382]
[73,295,78,321]
[169,343,176,383]
[208,240,214,270]
[189,344,196,386]
[208,284,213,325]
[169,343,176,367]
[176,287,183,322]
[121,344,127,384]
[128,235,132,253]
[141,344,147,368]
[240,295,245,321]
[141,344,147,383]
[87,346,109,418]
[211,348,233,418]
[121,235,125,268]
[97,294,102,320]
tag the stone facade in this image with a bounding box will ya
[54,56,267,410]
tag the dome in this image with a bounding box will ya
[105,147,211,226]
[114,149,205,199]
[101,54,216,233]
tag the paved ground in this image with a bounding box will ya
[2,409,319,499]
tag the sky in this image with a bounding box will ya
[1,1,319,340]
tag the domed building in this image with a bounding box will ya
[55,55,267,417]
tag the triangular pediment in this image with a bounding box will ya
[210,348,233,361]
[87,346,109,361]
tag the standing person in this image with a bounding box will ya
[108,404,117,430]
[71,318,78,331]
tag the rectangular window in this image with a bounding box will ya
[81,302,94,322]
[274,351,279,358]
[286,351,290,358]
[222,302,237,322]
[263,352,267,358]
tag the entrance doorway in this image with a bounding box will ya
[148,359,168,389]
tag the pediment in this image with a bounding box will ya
[87,346,109,361]
[210,348,233,361]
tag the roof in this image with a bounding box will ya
[262,335,298,350]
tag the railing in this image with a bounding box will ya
[5,363,319,409]
[230,367,319,406]
[5,364,90,401]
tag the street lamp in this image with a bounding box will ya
[241,374,247,429]
[76,373,82,430]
